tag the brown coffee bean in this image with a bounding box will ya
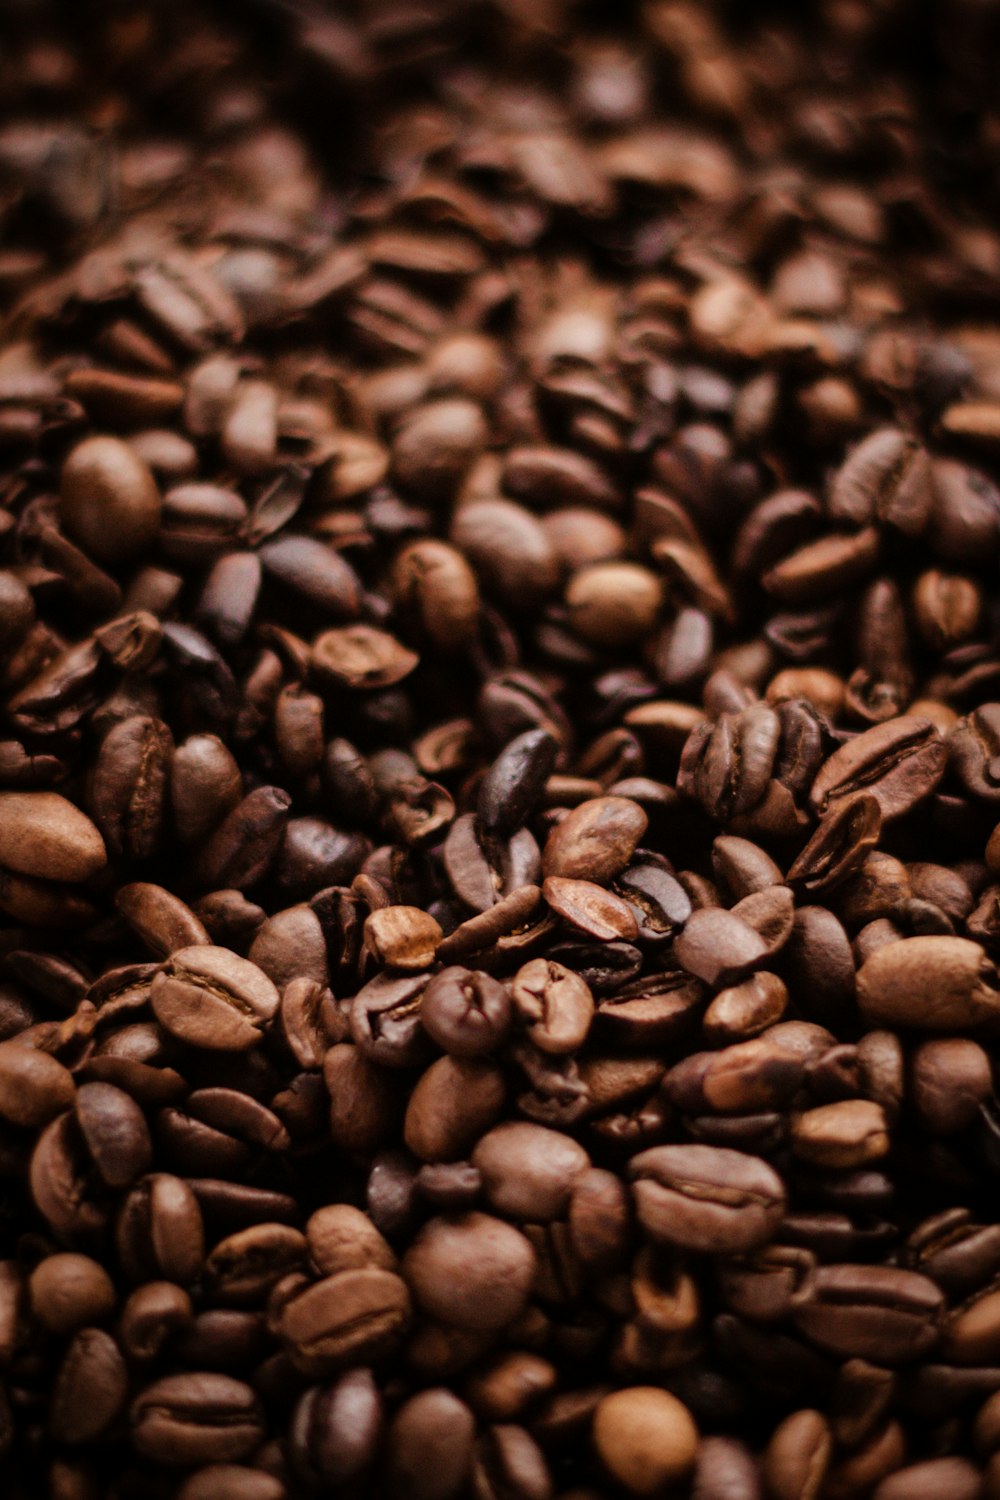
[391,538,481,650]
[421,968,512,1056]
[0,793,106,881]
[703,972,788,1041]
[0,1040,74,1126]
[566,562,664,647]
[120,1281,192,1361]
[277,1267,410,1374]
[364,906,442,970]
[392,399,487,499]
[511,958,595,1053]
[472,1122,590,1222]
[793,1264,943,1363]
[810,717,947,822]
[116,882,210,957]
[791,1101,890,1169]
[151,946,280,1050]
[178,1468,285,1500]
[60,435,161,563]
[403,1213,536,1332]
[404,1056,506,1162]
[912,1038,992,1134]
[629,1144,786,1254]
[385,1388,476,1500]
[451,499,559,607]
[673,907,769,987]
[691,1436,762,1500]
[306,1204,396,1278]
[763,1409,832,1500]
[593,1386,698,1495]
[543,797,648,883]
[873,1458,982,1500]
[130,1373,264,1464]
[311,625,419,690]
[858,936,1000,1029]
[942,1285,1000,1364]
[29,1253,115,1334]
[51,1327,128,1444]
[479,729,560,838]
[116,1173,204,1285]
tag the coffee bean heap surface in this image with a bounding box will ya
[0,1,1000,1496]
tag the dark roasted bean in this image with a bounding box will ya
[0,7,997,1492]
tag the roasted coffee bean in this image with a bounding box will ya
[150,945,279,1050]
[673,907,769,987]
[421,967,512,1056]
[629,1145,786,1254]
[404,1056,506,1162]
[858,936,1000,1029]
[29,1253,116,1334]
[542,797,648,883]
[792,1264,943,1363]
[2,5,1000,1492]
[511,959,595,1053]
[384,1387,475,1500]
[290,1369,383,1486]
[277,1267,411,1374]
[403,1213,536,1332]
[593,1386,699,1494]
[60,435,161,564]
[50,1326,128,1443]
[0,793,106,882]
[130,1373,265,1464]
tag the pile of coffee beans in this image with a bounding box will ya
[2,0,1000,1495]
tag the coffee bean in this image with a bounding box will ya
[403,1212,536,1332]
[290,1369,382,1486]
[385,1388,475,1500]
[673,907,770,987]
[60,435,161,563]
[404,1056,506,1162]
[0,1041,74,1126]
[629,1144,786,1254]
[29,1253,116,1334]
[858,936,1000,1029]
[542,797,648,883]
[151,946,280,1050]
[178,1468,285,1500]
[593,1386,699,1494]
[472,1122,590,1221]
[277,1267,410,1373]
[792,1264,943,1363]
[511,958,595,1053]
[0,792,106,882]
[364,906,442,970]
[763,1409,832,1500]
[420,967,512,1056]
[130,1373,265,1464]
[51,1327,128,1443]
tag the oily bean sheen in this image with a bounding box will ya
[4,4,1000,1496]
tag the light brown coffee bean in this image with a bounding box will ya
[151,946,279,1050]
[60,435,161,563]
[857,936,1000,1029]
[0,793,106,881]
[593,1386,698,1495]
